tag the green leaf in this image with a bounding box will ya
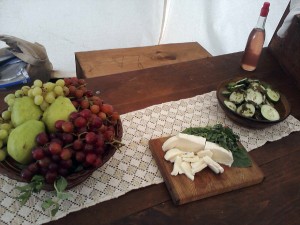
[54,177,68,193]
[57,192,72,200]
[41,199,55,211]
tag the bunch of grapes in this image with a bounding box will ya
[21,77,122,184]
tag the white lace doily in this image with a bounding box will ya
[1,91,300,225]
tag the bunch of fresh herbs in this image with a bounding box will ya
[15,175,71,217]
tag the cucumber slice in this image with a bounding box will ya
[245,88,263,105]
[235,78,249,85]
[261,104,280,121]
[266,88,280,102]
[237,103,255,118]
[224,100,237,112]
[229,91,244,104]
[222,90,232,96]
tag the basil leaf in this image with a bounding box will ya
[54,176,68,193]
[57,192,72,200]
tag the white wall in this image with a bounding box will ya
[0,0,289,77]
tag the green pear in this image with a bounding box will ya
[42,96,76,133]
[11,96,43,127]
[7,120,45,165]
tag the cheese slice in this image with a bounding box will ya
[204,141,234,167]
[164,148,184,162]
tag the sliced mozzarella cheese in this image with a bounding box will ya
[181,161,194,181]
[191,161,207,175]
[204,141,234,167]
[171,156,183,176]
[197,149,213,158]
[164,148,184,162]
[162,136,180,152]
[182,155,200,163]
[203,156,224,174]
[176,133,206,152]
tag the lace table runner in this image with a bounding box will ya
[1,91,300,224]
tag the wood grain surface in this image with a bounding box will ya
[149,137,264,205]
[75,42,211,78]
[1,48,300,225]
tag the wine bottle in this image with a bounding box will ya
[241,2,270,71]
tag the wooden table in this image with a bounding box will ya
[44,47,300,225]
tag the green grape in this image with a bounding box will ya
[27,89,34,97]
[21,86,30,95]
[33,79,43,87]
[40,100,49,111]
[0,149,7,161]
[0,140,3,149]
[7,106,12,112]
[32,87,42,96]
[56,79,65,87]
[1,111,11,120]
[43,82,55,92]
[45,91,56,103]
[7,98,14,107]
[0,129,8,140]
[15,90,23,98]
[54,85,64,96]
[4,93,15,103]
[63,86,70,96]
[34,95,44,105]
[0,123,12,131]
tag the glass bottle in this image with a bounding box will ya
[241,2,270,71]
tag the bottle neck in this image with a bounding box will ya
[255,16,267,30]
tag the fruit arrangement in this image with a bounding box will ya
[0,77,122,214]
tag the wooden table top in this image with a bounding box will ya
[46,48,300,225]
[1,47,299,225]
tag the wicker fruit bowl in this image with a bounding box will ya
[0,119,122,191]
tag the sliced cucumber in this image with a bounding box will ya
[237,103,255,118]
[235,78,249,85]
[261,104,280,121]
[266,88,280,102]
[222,90,232,96]
[229,91,244,104]
[245,88,263,105]
[224,100,237,112]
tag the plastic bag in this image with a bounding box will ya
[0,35,53,88]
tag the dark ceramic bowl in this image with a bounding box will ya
[217,77,291,129]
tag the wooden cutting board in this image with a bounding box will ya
[149,137,264,205]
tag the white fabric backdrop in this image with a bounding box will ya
[0,0,289,77]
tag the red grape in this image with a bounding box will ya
[36,132,49,145]
[49,142,62,155]
[45,171,58,184]
[84,144,94,152]
[80,99,90,109]
[48,162,59,171]
[55,120,65,131]
[60,148,72,160]
[101,104,114,115]
[62,133,74,144]
[60,159,72,169]
[27,162,39,173]
[32,147,45,160]
[80,109,92,119]
[90,117,102,128]
[21,169,33,182]
[74,117,87,128]
[69,111,80,121]
[90,104,100,114]
[73,139,83,150]
[86,153,97,165]
[38,157,51,168]
[75,151,85,162]
[85,132,97,144]
[75,89,84,98]
[62,121,74,133]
